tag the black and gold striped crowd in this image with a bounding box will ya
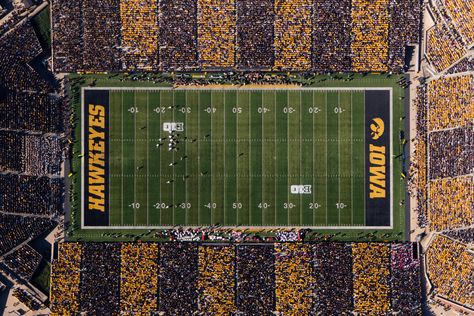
[52,0,420,73]
[50,242,422,315]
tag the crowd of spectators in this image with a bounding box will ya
[390,243,422,314]
[0,22,51,92]
[426,75,474,132]
[236,0,274,70]
[12,288,43,311]
[197,245,235,314]
[2,244,42,281]
[0,214,55,256]
[409,85,428,227]
[428,176,474,231]
[426,235,474,307]
[79,243,121,314]
[236,245,276,314]
[312,242,353,313]
[50,243,82,314]
[434,0,474,47]
[49,242,424,314]
[425,23,466,73]
[0,174,64,216]
[312,0,351,72]
[158,0,198,70]
[444,228,474,244]
[274,243,314,315]
[159,243,199,314]
[120,0,159,71]
[51,0,422,73]
[0,91,67,134]
[352,243,391,314]
[120,243,159,313]
[197,0,236,69]
[351,0,390,72]
[273,0,312,71]
[428,127,473,180]
[446,55,474,74]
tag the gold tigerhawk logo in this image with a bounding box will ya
[370,117,385,140]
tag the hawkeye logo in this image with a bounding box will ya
[369,117,386,199]
[87,104,106,212]
[370,117,385,140]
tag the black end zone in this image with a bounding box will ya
[83,89,109,226]
[365,90,391,226]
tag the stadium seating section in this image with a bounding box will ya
[50,242,422,315]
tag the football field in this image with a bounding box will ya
[82,87,396,228]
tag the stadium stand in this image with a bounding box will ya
[51,0,422,73]
[236,245,276,314]
[2,244,42,281]
[434,0,474,47]
[426,75,474,132]
[50,243,82,315]
[159,243,199,314]
[50,242,423,314]
[425,23,466,73]
[275,243,314,315]
[197,245,236,314]
[428,127,473,180]
[236,0,275,70]
[0,214,56,256]
[120,0,159,71]
[352,243,391,314]
[120,243,159,313]
[197,0,236,69]
[0,174,64,216]
[351,0,390,72]
[158,0,198,70]
[428,176,474,231]
[79,243,121,314]
[446,55,474,74]
[426,235,474,307]
[273,0,312,71]
[312,0,352,72]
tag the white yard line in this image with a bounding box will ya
[185,91,188,226]
[198,93,201,225]
[248,92,251,224]
[274,92,277,225]
[299,91,302,225]
[223,92,226,225]
[338,92,341,225]
[236,92,239,225]
[172,91,175,226]
[121,91,124,225]
[350,92,353,225]
[210,92,213,225]
[261,92,264,225]
[134,92,137,225]
[325,92,328,225]
[146,92,149,225]
[312,91,315,226]
[287,92,290,226]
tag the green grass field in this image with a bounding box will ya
[70,73,407,241]
[85,87,391,228]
